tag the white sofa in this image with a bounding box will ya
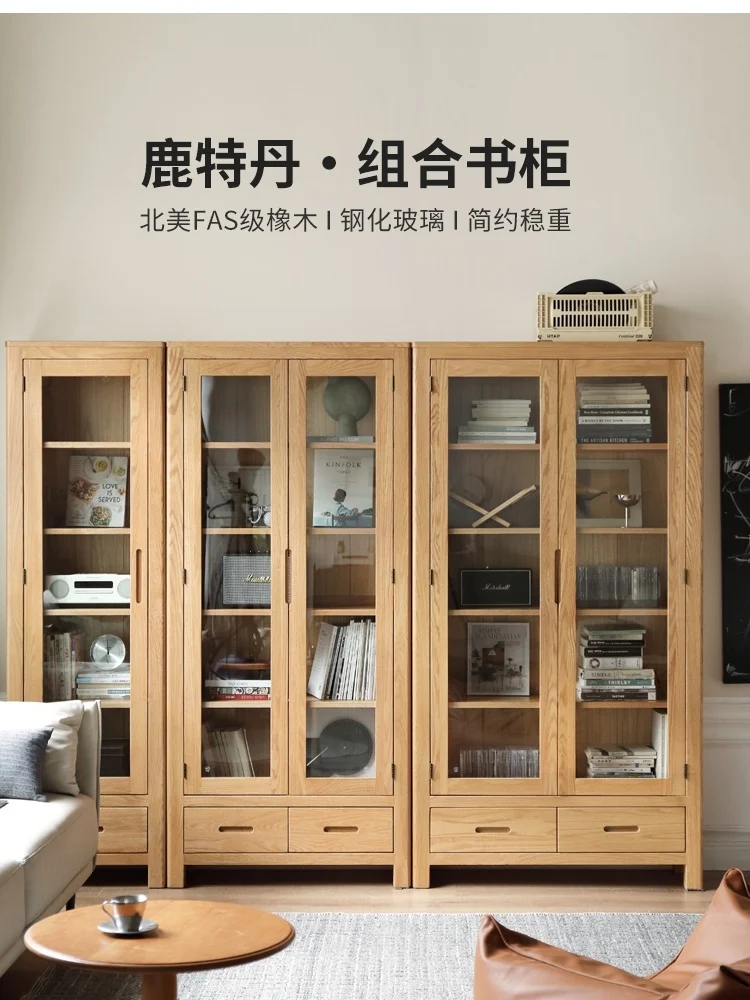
[0,701,101,976]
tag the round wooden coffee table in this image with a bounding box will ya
[24,900,294,999]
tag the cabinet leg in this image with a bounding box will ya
[412,859,431,889]
[393,857,411,889]
[683,861,704,891]
[142,973,177,1000]
[167,857,186,889]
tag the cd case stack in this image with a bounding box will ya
[457,399,537,444]
[458,746,539,778]
[576,566,661,607]
[577,624,654,702]
[585,744,657,778]
[577,382,652,444]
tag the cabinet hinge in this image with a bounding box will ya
[392,568,396,585]
[183,762,187,779]
[183,568,187,585]
[685,375,689,392]
[183,375,187,392]
[430,376,436,393]
[429,762,434,779]
[22,568,26,585]
[684,568,689,585]
[684,762,688,779]
[391,762,396,779]
[22,375,26,392]
[430,569,435,586]
[392,375,396,391]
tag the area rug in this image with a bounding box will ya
[24,911,701,1000]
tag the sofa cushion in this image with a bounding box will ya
[0,728,53,801]
[0,793,97,922]
[0,701,84,796]
[651,869,750,992]
[0,859,25,963]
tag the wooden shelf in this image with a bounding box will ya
[44,608,131,617]
[448,528,540,535]
[202,609,270,617]
[44,527,131,535]
[577,443,667,452]
[449,698,540,709]
[309,607,377,617]
[203,528,270,535]
[307,441,375,449]
[449,443,539,451]
[577,700,668,709]
[576,527,667,535]
[99,700,131,709]
[43,441,130,450]
[202,441,270,450]
[308,527,376,535]
[449,608,540,617]
[307,698,375,708]
[577,608,667,617]
[202,700,270,709]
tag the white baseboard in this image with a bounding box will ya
[703,697,750,870]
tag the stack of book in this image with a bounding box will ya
[76,666,131,702]
[307,620,376,701]
[577,625,654,701]
[201,723,255,778]
[577,382,652,444]
[457,399,537,444]
[458,746,539,778]
[204,662,271,703]
[585,743,657,778]
[43,625,82,701]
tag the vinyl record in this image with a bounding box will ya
[316,718,374,776]
[556,279,624,295]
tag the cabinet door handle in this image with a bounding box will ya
[218,825,254,833]
[323,826,359,834]
[135,549,143,604]
[603,825,640,833]
[475,826,511,834]
[554,548,560,605]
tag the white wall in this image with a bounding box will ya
[1,13,749,866]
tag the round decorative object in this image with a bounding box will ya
[262,509,272,527]
[556,279,624,295]
[317,718,374,775]
[90,634,126,669]
[322,377,372,436]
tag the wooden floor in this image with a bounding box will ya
[2,868,721,1000]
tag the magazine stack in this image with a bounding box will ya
[201,723,255,778]
[43,624,82,700]
[576,625,654,701]
[307,620,376,700]
[76,666,131,702]
[458,746,539,778]
[585,744,657,778]
[576,382,652,444]
[457,399,537,444]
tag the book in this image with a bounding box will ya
[579,668,654,680]
[307,435,374,443]
[580,657,644,669]
[307,622,337,698]
[312,449,375,527]
[313,619,375,702]
[467,622,530,696]
[652,708,668,778]
[577,675,655,687]
[578,690,656,701]
[577,415,651,425]
[578,407,651,414]
[66,455,129,528]
[585,744,656,759]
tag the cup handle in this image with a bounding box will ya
[101,900,116,922]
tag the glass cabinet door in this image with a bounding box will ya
[182,362,288,794]
[289,361,394,795]
[430,360,558,795]
[558,360,686,795]
[23,359,149,794]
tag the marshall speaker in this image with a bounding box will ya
[460,568,532,608]
[222,554,271,608]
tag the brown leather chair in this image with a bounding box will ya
[475,869,750,1000]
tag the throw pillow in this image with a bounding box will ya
[0,700,84,796]
[0,728,53,801]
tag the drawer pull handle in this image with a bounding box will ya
[475,826,511,834]
[218,825,254,833]
[323,826,359,834]
[603,825,640,833]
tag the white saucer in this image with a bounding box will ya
[98,918,158,937]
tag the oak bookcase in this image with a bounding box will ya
[412,342,703,889]
[6,343,166,886]
[166,343,410,887]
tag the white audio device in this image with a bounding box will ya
[44,574,131,605]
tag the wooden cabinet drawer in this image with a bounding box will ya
[558,807,685,853]
[289,808,393,853]
[184,808,288,854]
[430,808,557,853]
[97,807,148,854]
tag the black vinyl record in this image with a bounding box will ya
[315,718,374,775]
[556,279,624,295]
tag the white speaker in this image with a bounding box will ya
[44,574,131,605]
